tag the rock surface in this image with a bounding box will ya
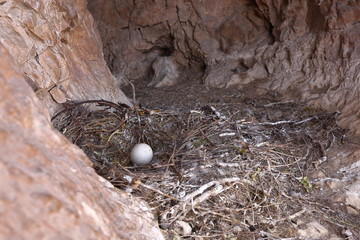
[0,0,132,115]
[89,0,360,135]
[1,0,360,239]
[0,41,163,240]
[89,2,360,236]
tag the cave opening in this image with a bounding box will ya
[86,0,277,109]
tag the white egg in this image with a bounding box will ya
[130,143,153,165]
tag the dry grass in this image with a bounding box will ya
[52,97,357,239]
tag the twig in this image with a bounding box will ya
[140,183,180,201]
[259,231,312,240]
[263,100,296,107]
[160,178,240,225]
[182,177,240,201]
[256,118,313,126]
[123,75,137,106]
[51,99,128,121]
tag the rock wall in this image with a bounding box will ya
[1,0,359,239]
[0,1,163,239]
[88,0,272,79]
[0,44,163,240]
[252,0,360,134]
[89,0,360,134]
[0,0,132,115]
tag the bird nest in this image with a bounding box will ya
[52,97,347,239]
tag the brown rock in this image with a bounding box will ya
[148,56,180,88]
[90,0,360,135]
[1,0,360,238]
[0,45,163,239]
[297,221,339,239]
[0,0,132,115]
[88,0,272,80]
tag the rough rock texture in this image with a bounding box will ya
[89,2,360,235]
[89,0,360,135]
[0,45,164,239]
[88,0,272,85]
[147,56,180,87]
[251,0,360,135]
[0,0,132,115]
[1,0,359,238]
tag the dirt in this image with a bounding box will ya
[123,73,264,112]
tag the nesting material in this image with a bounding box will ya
[52,97,356,239]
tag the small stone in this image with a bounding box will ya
[174,220,192,236]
